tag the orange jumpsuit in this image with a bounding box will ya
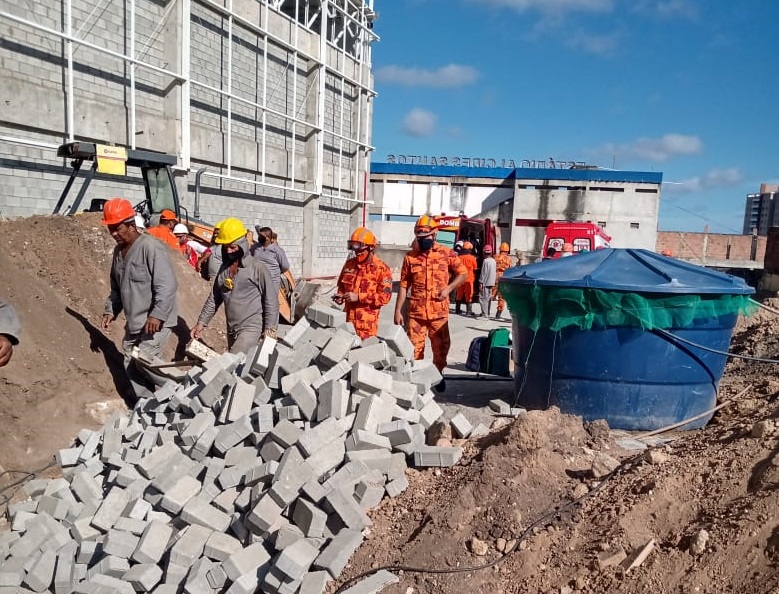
[337,254,393,339]
[399,243,467,372]
[456,253,478,303]
[494,253,513,314]
[147,225,180,250]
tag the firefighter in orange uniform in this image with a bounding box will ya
[394,215,467,393]
[493,242,513,320]
[455,241,478,316]
[333,227,394,340]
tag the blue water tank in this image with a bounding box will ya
[500,249,755,430]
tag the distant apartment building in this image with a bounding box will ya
[743,184,779,235]
[368,160,662,257]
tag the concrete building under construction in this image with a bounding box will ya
[368,162,663,258]
[0,0,377,277]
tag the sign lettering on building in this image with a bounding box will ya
[386,155,588,169]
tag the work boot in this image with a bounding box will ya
[455,301,462,315]
[466,303,473,317]
[434,378,446,393]
[495,310,503,320]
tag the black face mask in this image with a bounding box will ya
[418,237,434,252]
[222,245,244,264]
[257,234,267,246]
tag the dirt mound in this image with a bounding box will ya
[3,213,779,593]
[0,213,226,470]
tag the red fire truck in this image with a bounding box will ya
[542,221,611,258]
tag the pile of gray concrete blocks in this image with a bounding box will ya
[0,304,467,594]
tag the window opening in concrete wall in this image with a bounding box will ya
[631,222,640,229]
[598,221,607,228]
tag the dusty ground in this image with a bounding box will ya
[2,213,779,593]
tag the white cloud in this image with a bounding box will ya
[666,167,742,193]
[597,134,703,163]
[402,108,437,137]
[375,64,479,88]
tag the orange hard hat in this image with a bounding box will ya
[500,242,510,253]
[661,249,673,257]
[101,198,136,226]
[483,244,493,254]
[414,214,438,237]
[562,242,574,252]
[159,209,177,221]
[462,241,473,250]
[348,227,377,250]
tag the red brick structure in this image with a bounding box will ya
[656,231,765,265]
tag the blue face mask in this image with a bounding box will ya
[418,237,434,251]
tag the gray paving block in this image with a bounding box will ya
[306,303,347,328]
[353,393,395,433]
[225,572,260,594]
[180,411,216,446]
[306,438,346,479]
[385,475,409,498]
[123,563,163,592]
[324,488,372,530]
[313,528,364,579]
[136,442,179,479]
[291,498,328,538]
[378,323,415,360]
[269,447,316,507]
[226,379,257,422]
[351,363,393,395]
[91,486,130,532]
[418,399,444,428]
[56,446,83,467]
[207,563,228,589]
[269,419,303,449]
[0,555,25,587]
[246,493,285,534]
[450,412,473,438]
[54,541,77,594]
[280,316,311,348]
[204,531,243,562]
[317,378,349,420]
[24,546,55,592]
[132,521,173,564]
[251,336,278,376]
[345,430,392,452]
[344,449,393,474]
[377,420,413,446]
[260,439,287,462]
[317,330,354,368]
[213,415,254,454]
[103,529,141,559]
[184,557,217,594]
[180,498,231,532]
[275,538,320,581]
[191,424,219,461]
[312,359,352,391]
[223,542,271,582]
[488,398,512,415]
[113,516,148,535]
[289,381,318,421]
[160,474,201,514]
[354,478,385,511]
[298,570,331,594]
[168,524,213,567]
[297,417,345,457]
[280,365,322,396]
[388,380,417,409]
[273,522,305,551]
[348,342,393,369]
[413,445,463,467]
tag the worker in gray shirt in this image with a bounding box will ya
[192,218,279,354]
[253,225,290,292]
[0,298,21,367]
[478,244,497,318]
[101,198,178,400]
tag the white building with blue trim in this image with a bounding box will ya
[368,162,663,259]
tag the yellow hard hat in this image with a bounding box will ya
[500,242,510,253]
[214,217,247,244]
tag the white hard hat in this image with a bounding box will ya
[173,223,189,235]
[134,214,145,229]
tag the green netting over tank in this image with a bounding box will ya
[498,283,758,332]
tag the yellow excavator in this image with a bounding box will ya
[53,141,312,323]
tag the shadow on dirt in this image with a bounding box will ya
[65,306,134,403]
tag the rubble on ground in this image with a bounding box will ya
[0,303,477,593]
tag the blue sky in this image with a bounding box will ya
[369,0,779,233]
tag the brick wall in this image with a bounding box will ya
[656,231,766,263]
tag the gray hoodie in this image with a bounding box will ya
[0,299,21,344]
[104,232,178,334]
[198,236,279,333]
